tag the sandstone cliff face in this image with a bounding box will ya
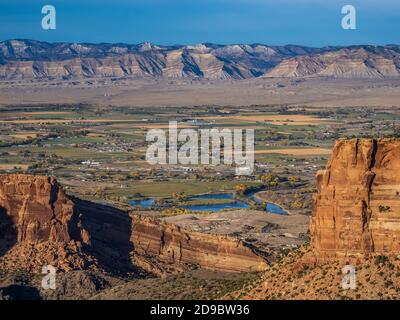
[0,174,96,272]
[0,174,74,243]
[311,139,400,260]
[131,216,267,273]
[0,174,266,273]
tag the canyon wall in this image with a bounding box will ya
[131,215,267,273]
[0,174,267,273]
[0,174,75,243]
[311,138,400,260]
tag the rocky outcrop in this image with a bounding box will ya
[311,138,400,260]
[131,216,267,273]
[0,174,75,243]
[0,175,99,272]
[0,174,267,273]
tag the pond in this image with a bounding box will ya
[248,191,288,215]
[190,193,234,200]
[181,193,249,212]
[128,198,155,208]
[129,192,288,215]
[265,202,288,215]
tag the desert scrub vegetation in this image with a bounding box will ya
[378,205,391,213]
[375,255,389,266]
[160,207,192,217]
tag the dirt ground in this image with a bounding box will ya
[1,78,400,108]
[157,209,311,251]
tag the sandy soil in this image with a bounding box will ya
[1,78,400,108]
[0,164,29,170]
[161,209,310,249]
[200,114,334,125]
[254,148,332,155]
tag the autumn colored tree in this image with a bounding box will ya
[234,184,248,196]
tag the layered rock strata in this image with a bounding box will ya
[131,215,267,273]
[0,174,75,243]
[2,40,400,80]
[0,174,267,273]
[311,138,400,260]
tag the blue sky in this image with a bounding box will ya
[0,0,399,46]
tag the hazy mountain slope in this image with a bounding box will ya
[0,40,399,80]
[265,46,400,79]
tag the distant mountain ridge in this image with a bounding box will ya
[0,39,399,80]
